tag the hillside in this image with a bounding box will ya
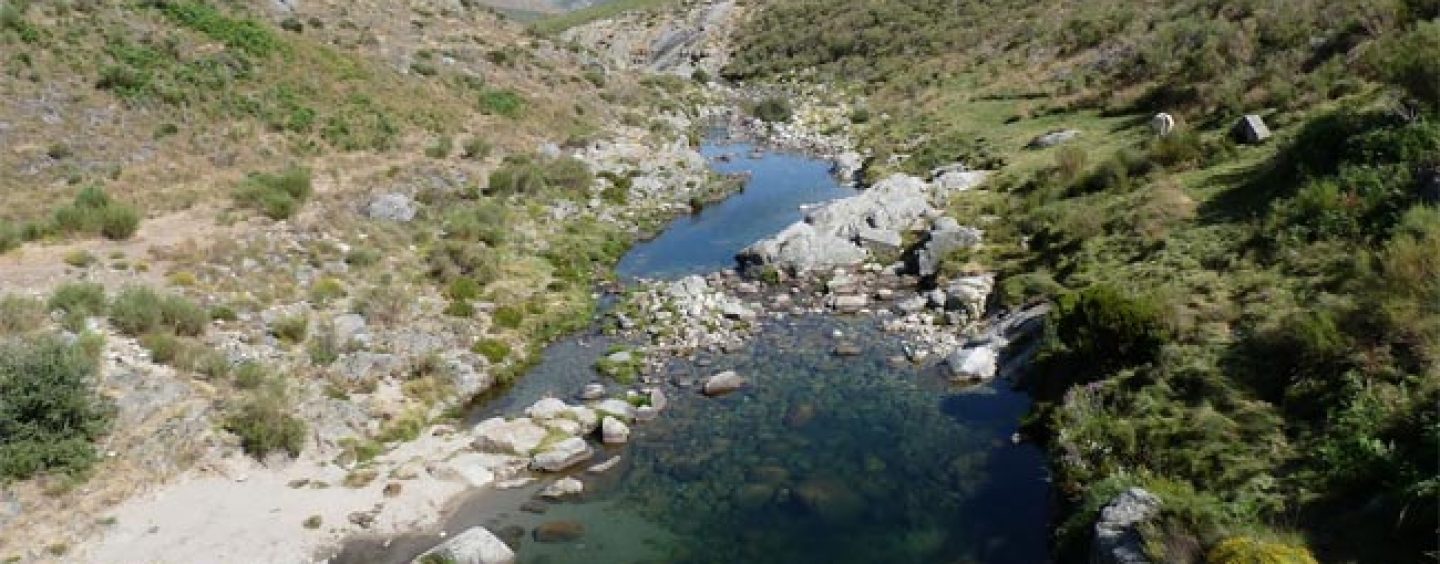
[0,0,724,560]
[726,1,1439,562]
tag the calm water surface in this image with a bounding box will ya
[332,141,1051,564]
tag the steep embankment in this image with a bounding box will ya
[0,1,727,561]
[723,1,1439,562]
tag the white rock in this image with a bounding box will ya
[525,398,571,420]
[472,417,549,455]
[591,399,635,422]
[412,526,515,564]
[442,453,497,488]
[530,438,594,472]
[703,370,748,396]
[946,346,998,381]
[538,477,584,499]
[601,416,631,444]
[587,456,622,474]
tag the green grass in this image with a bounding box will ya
[234,166,312,220]
[531,0,678,35]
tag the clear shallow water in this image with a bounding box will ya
[332,141,1052,564]
[613,140,858,280]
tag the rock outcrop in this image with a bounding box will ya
[1092,488,1163,564]
[412,526,515,564]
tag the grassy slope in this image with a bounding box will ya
[530,0,676,34]
[728,1,1439,562]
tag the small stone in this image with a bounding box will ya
[587,456,621,474]
[579,383,606,401]
[538,477,584,499]
[519,500,549,514]
[382,482,402,498]
[601,416,631,444]
[833,342,862,356]
[702,370,748,396]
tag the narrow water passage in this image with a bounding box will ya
[614,139,858,280]
[332,140,1051,563]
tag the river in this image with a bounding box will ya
[332,138,1052,563]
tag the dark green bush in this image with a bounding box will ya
[234,166,313,220]
[1044,284,1171,387]
[51,186,141,240]
[1366,22,1440,112]
[751,97,793,122]
[0,334,111,480]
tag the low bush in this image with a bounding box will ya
[751,97,793,122]
[354,284,409,326]
[48,282,107,319]
[0,295,46,334]
[108,286,166,336]
[493,305,525,329]
[51,186,142,241]
[160,294,208,337]
[461,137,492,160]
[0,335,111,480]
[1042,284,1171,388]
[472,338,511,364]
[308,277,346,305]
[270,314,309,344]
[427,240,502,285]
[234,166,313,220]
[224,378,305,458]
[477,89,524,117]
[445,278,482,301]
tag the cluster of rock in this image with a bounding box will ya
[614,273,762,369]
[737,171,987,276]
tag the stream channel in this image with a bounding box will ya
[334,137,1053,563]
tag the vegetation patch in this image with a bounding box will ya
[234,166,313,220]
[0,334,111,480]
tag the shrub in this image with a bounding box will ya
[0,295,46,334]
[1207,537,1318,564]
[493,305,524,329]
[344,247,381,267]
[307,321,340,366]
[308,277,346,305]
[1366,22,1440,112]
[63,250,96,268]
[442,300,475,318]
[0,220,18,253]
[454,136,490,161]
[234,166,313,220]
[424,136,453,159]
[271,314,309,344]
[224,378,305,458]
[232,361,265,389]
[160,294,208,336]
[1044,284,1171,387]
[52,186,141,240]
[472,338,511,364]
[99,205,140,240]
[0,335,111,480]
[442,201,507,245]
[477,89,524,117]
[445,277,482,301]
[486,158,547,195]
[108,286,164,336]
[427,240,501,285]
[49,282,107,318]
[354,284,409,326]
[751,97,793,122]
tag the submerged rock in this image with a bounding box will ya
[412,526,515,564]
[533,520,586,543]
[703,370,748,396]
[1026,129,1081,149]
[538,477,584,499]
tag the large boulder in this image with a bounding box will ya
[412,526,515,564]
[914,222,984,278]
[703,370,748,396]
[738,174,935,273]
[530,437,594,472]
[1091,488,1162,564]
[943,274,994,320]
[1231,115,1272,144]
[367,193,417,222]
[946,345,998,382]
[472,418,549,456]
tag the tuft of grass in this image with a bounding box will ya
[0,295,46,334]
[51,186,141,241]
[472,338,511,364]
[224,377,305,459]
[108,286,163,336]
[234,166,313,220]
[270,314,309,344]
